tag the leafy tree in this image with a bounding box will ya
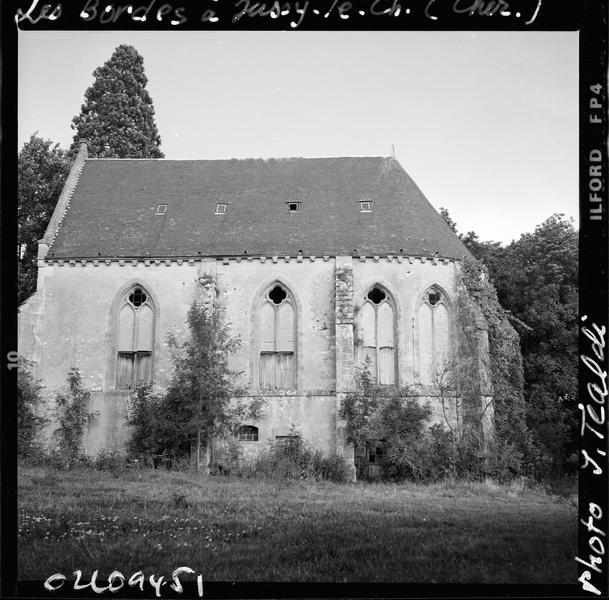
[438,208,506,277]
[18,135,71,304]
[69,44,164,158]
[492,215,578,475]
[132,300,263,470]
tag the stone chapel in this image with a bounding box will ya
[18,141,493,475]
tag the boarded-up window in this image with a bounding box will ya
[259,284,296,389]
[117,351,152,389]
[417,287,450,385]
[357,286,396,384]
[117,286,155,390]
[275,435,300,457]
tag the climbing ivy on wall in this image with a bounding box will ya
[341,257,532,481]
[457,257,534,469]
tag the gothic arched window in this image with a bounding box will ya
[358,285,396,385]
[417,286,450,385]
[116,286,155,390]
[258,283,296,389]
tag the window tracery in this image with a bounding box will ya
[358,285,396,385]
[116,285,155,390]
[417,286,450,385]
[258,283,296,390]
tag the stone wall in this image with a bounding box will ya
[18,253,482,462]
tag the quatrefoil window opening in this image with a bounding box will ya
[128,287,147,308]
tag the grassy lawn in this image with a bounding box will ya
[18,466,577,583]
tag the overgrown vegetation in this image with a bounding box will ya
[341,259,532,484]
[441,210,578,478]
[127,300,263,469]
[457,257,533,476]
[53,369,98,467]
[211,434,351,482]
[341,374,511,483]
[340,367,447,481]
[17,358,47,459]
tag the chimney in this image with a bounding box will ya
[78,138,90,158]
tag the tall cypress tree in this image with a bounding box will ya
[70,45,164,158]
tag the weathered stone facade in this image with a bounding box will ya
[18,143,493,475]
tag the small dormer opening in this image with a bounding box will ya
[287,202,300,212]
[215,203,227,215]
[156,204,167,215]
[360,200,372,213]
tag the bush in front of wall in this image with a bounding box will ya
[17,358,47,460]
[221,435,351,482]
[54,368,98,466]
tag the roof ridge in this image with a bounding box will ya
[85,155,391,162]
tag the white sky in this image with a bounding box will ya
[18,30,578,244]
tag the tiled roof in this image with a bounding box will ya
[47,157,472,260]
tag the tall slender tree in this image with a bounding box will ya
[159,300,263,470]
[18,134,71,304]
[69,45,164,158]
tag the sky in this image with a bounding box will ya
[18,30,578,244]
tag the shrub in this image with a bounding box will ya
[54,368,97,466]
[17,358,47,460]
[94,449,129,474]
[126,383,168,467]
[44,448,92,471]
[228,437,351,482]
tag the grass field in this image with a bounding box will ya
[18,466,577,583]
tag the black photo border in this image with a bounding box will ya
[2,0,607,598]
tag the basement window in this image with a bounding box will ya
[275,435,300,455]
[367,439,386,464]
[215,203,227,215]
[156,204,167,215]
[360,201,372,213]
[238,425,259,442]
[287,202,300,212]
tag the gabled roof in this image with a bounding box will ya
[47,156,471,260]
